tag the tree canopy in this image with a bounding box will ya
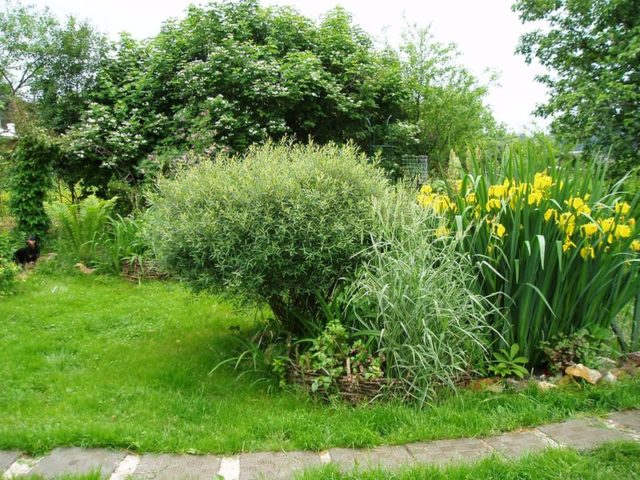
[2,0,499,194]
[514,0,640,175]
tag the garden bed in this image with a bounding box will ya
[121,258,167,281]
[289,364,398,404]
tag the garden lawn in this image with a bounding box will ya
[0,272,639,456]
[297,442,640,480]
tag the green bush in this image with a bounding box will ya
[347,189,492,404]
[46,195,116,266]
[8,129,57,237]
[146,141,390,334]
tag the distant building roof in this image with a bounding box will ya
[0,123,17,139]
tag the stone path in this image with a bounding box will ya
[1,410,639,479]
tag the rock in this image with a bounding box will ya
[601,371,617,383]
[75,262,95,274]
[625,352,640,367]
[469,378,503,393]
[536,380,557,391]
[565,364,602,384]
[596,356,617,369]
[610,368,629,379]
[557,375,575,386]
[505,378,527,391]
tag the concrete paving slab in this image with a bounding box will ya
[607,410,640,433]
[132,453,221,480]
[30,447,125,478]
[0,451,21,474]
[538,419,631,450]
[484,431,549,458]
[328,446,414,471]
[405,438,491,466]
[239,451,321,480]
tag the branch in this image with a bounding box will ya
[0,68,17,94]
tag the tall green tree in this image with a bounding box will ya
[0,1,109,132]
[514,0,640,176]
[0,1,57,96]
[59,1,406,193]
[396,25,498,171]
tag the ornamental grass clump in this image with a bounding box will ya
[146,141,390,335]
[348,189,492,404]
[418,143,640,364]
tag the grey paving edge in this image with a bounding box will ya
[133,453,221,480]
[0,451,21,473]
[1,410,638,479]
[484,430,549,458]
[30,447,126,479]
[538,418,632,450]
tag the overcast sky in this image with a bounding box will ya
[29,0,550,133]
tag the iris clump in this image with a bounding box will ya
[418,143,640,364]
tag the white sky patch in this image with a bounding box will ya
[28,0,550,133]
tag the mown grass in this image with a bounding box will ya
[297,442,640,480]
[0,272,639,456]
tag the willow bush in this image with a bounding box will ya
[419,143,640,364]
[145,141,390,335]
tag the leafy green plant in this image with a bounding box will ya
[297,319,383,394]
[0,232,19,295]
[489,344,529,379]
[46,195,116,265]
[146,141,390,336]
[0,190,10,219]
[211,319,293,390]
[8,129,57,237]
[540,328,611,374]
[348,188,493,404]
[99,214,148,275]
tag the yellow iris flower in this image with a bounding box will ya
[580,245,595,260]
[562,238,576,252]
[615,201,631,216]
[533,171,553,191]
[493,223,506,238]
[528,190,543,206]
[581,223,598,237]
[615,224,632,238]
[544,208,558,222]
[488,185,507,198]
[566,197,592,216]
[486,198,501,211]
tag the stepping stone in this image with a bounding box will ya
[607,410,640,433]
[133,453,221,479]
[30,447,124,478]
[0,451,21,474]
[405,438,491,466]
[538,419,631,450]
[239,451,321,480]
[328,446,414,471]
[484,430,549,458]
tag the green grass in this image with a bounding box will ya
[296,442,640,479]
[0,272,639,456]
